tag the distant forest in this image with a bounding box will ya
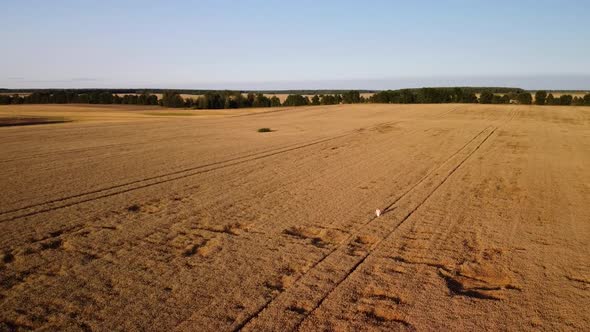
[1,88,589,108]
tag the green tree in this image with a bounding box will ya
[11,94,23,104]
[246,93,255,107]
[546,93,555,105]
[252,93,271,108]
[572,96,584,106]
[342,90,361,104]
[461,93,478,103]
[320,94,338,105]
[232,93,247,108]
[416,88,452,103]
[584,93,590,106]
[491,94,510,104]
[370,91,389,103]
[479,91,494,104]
[559,94,573,105]
[452,87,464,103]
[399,89,415,103]
[53,91,68,104]
[223,97,232,109]
[0,95,11,104]
[137,94,147,105]
[148,94,158,105]
[78,94,90,104]
[270,96,281,107]
[534,91,547,105]
[283,94,308,106]
[98,92,114,104]
[311,95,320,105]
[162,91,185,108]
[516,92,532,105]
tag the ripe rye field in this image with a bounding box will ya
[0,103,589,331]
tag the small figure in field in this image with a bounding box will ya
[376,209,381,217]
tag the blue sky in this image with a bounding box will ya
[2,0,589,90]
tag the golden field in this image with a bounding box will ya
[0,103,589,331]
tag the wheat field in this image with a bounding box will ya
[0,103,589,331]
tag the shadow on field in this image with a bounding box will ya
[0,117,71,127]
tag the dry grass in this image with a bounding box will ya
[1,103,589,331]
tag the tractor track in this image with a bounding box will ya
[234,123,498,331]
[0,105,460,223]
[289,109,520,330]
[234,108,518,331]
[292,126,498,330]
[0,120,408,224]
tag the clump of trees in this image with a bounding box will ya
[491,94,511,104]
[161,91,184,108]
[480,91,511,104]
[370,88,478,104]
[320,94,342,105]
[479,91,494,104]
[529,91,590,106]
[188,92,273,109]
[270,96,281,107]
[283,94,309,106]
[535,91,547,105]
[342,91,362,104]
[311,95,320,105]
[516,92,533,105]
[559,95,573,105]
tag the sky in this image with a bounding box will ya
[2,0,590,90]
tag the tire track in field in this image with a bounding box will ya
[234,107,510,331]
[0,141,140,164]
[0,106,477,223]
[288,108,521,330]
[0,131,256,164]
[292,127,498,330]
[234,125,497,331]
[0,124,241,164]
[168,107,463,330]
[0,106,456,164]
[1,104,460,222]
[289,108,520,330]
[0,120,405,223]
[0,135,347,223]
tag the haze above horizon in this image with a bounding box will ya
[2,0,589,90]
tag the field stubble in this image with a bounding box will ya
[0,103,589,331]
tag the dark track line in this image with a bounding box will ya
[0,134,352,223]
[292,127,498,330]
[0,119,407,223]
[0,133,354,217]
[233,125,494,331]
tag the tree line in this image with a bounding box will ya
[531,91,589,106]
[1,88,589,108]
[369,88,590,106]
[0,91,159,105]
